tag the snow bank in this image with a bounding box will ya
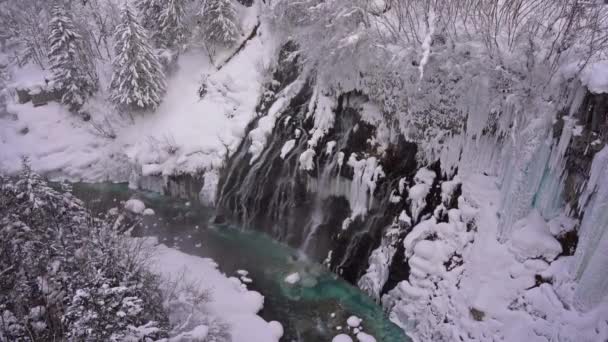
[146,239,280,342]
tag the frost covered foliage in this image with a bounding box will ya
[48,5,98,113]
[201,0,240,48]
[155,0,187,50]
[0,0,51,68]
[0,164,169,341]
[135,0,164,34]
[110,3,167,110]
[271,0,608,147]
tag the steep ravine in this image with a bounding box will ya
[135,42,607,340]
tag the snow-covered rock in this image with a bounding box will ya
[268,321,284,339]
[124,199,146,214]
[143,208,155,216]
[284,272,301,284]
[356,332,376,342]
[332,334,353,342]
[508,211,562,261]
[346,316,362,328]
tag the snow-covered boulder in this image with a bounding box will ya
[268,321,284,339]
[284,272,300,284]
[143,208,155,216]
[508,211,562,261]
[124,199,146,214]
[346,316,362,328]
[356,332,376,342]
[332,334,353,342]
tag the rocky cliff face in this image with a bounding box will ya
[212,41,608,341]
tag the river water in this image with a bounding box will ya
[72,183,409,342]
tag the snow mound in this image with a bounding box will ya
[346,316,362,328]
[143,208,155,216]
[284,272,300,284]
[356,332,376,342]
[124,199,146,214]
[508,210,562,261]
[268,321,284,339]
[332,334,353,342]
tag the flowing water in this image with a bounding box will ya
[72,183,409,342]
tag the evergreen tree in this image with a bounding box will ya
[110,3,166,110]
[201,0,240,48]
[134,0,163,34]
[156,0,186,50]
[48,5,98,112]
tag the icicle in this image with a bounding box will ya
[572,146,608,312]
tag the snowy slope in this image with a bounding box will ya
[0,17,275,187]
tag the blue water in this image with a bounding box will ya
[73,183,409,342]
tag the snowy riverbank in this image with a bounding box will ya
[142,237,283,342]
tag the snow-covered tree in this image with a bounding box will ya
[0,161,169,341]
[48,5,98,112]
[135,0,163,34]
[200,0,240,48]
[110,3,166,110]
[155,0,187,50]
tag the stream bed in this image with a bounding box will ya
[72,183,409,342]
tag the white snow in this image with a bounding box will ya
[145,238,281,342]
[332,334,353,342]
[298,148,316,171]
[124,199,146,214]
[307,89,335,148]
[356,332,376,342]
[384,173,608,342]
[1,22,278,186]
[508,210,562,262]
[249,79,306,163]
[280,139,296,159]
[142,208,155,216]
[580,61,608,94]
[284,272,301,284]
[346,315,362,328]
[268,321,284,339]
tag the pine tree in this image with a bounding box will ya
[155,0,186,50]
[135,0,163,34]
[110,3,166,110]
[48,5,98,112]
[201,0,240,48]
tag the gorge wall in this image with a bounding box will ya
[211,43,608,341]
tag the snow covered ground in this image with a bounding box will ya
[1,4,274,193]
[143,237,282,342]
